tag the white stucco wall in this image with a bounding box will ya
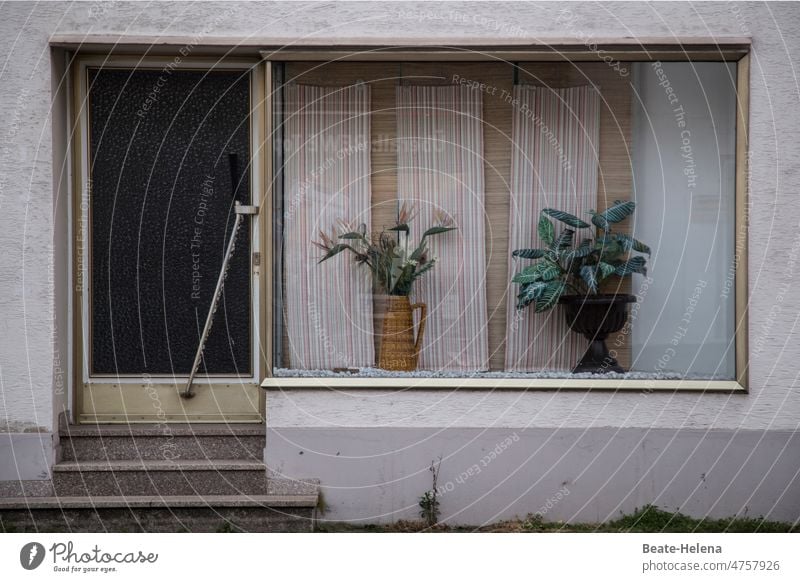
[1,1,799,437]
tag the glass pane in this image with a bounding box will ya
[271,61,740,380]
[629,62,737,379]
[89,68,252,375]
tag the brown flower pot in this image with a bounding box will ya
[376,295,427,371]
[559,294,636,374]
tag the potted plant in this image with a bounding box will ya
[511,200,650,373]
[314,203,456,371]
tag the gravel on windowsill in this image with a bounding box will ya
[272,367,726,381]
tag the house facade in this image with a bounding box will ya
[0,1,799,529]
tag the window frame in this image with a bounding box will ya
[260,44,750,393]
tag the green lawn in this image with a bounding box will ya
[316,505,799,533]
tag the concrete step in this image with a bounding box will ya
[59,424,265,462]
[52,460,270,497]
[266,471,320,496]
[0,495,317,532]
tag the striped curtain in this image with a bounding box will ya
[396,86,489,371]
[283,84,375,369]
[505,85,601,371]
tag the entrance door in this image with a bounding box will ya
[74,59,264,422]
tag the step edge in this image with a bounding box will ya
[0,495,318,509]
[53,460,267,472]
[59,425,266,438]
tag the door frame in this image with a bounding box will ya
[70,55,269,423]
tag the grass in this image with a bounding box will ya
[315,505,798,533]
[2,505,796,533]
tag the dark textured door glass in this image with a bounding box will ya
[89,68,252,375]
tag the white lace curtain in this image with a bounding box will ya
[396,85,490,371]
[505,85,601,371]
[283,84,375,369]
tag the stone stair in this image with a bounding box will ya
[0,423,319,532]
[52,459,270,497]
[58,423,266,461]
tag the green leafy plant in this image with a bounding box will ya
[418,457,442,527]
[314,203,456,296]
[418,490,439,527]
[512,200,651,312]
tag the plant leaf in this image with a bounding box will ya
[409,240,427,262]
[318,243,352,263]
[517,281,548,309]
[616,233,651,255]
[513,261,562,284]
[339,231,366,240]
[563,238,594,261]
[422,226,457,237]
[413,260,435,281]
[597,261,617,280]
[390,257,405,290]
[601,200,636,224]
[590,210,610,232]
[550,228,575,251]
[614,255,648,276]
[542,208,590,229]
[538,213,555,246]
[595,237,623,260]
[538,261,562,281]
[580,265,599,293]
[388,223,410,233]
[512,271,540,284]
[512,248,548,259]
[534,281,567,313]
[512,264,540,283]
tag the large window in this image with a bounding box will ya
[269,56,747,388]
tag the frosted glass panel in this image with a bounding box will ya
[630,62,737,379]
[89,69,252,375]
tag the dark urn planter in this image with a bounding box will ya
[559,294,637,374]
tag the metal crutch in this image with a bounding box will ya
[181,153,258,399]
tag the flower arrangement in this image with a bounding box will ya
[314,202,456,296]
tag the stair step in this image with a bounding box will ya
[53,460,266,471]
[52,459,269,497]
[59,423,266,437]
[0,494,317,509]
[59,424,265,462]
[0,495,316,532]
[266,472,320,496]
[2,421,320,530]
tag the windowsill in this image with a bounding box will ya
[261,376,746,392]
